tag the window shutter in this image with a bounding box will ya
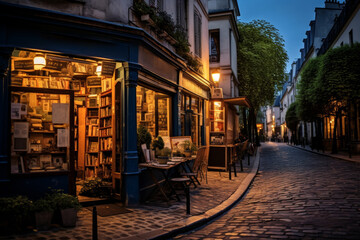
[194,10,201,57]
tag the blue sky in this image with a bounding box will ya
[237,0,325,72]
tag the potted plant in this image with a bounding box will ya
[156,147,172,164]
[137,125,152,162]
[49,190,81,227]
[181,140,192,157]
[152,136,167,163]
[32,198,54,230]
[79,178,111,198]
[0,196,33,233]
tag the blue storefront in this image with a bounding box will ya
[0,2,199,205]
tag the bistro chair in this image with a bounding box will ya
[229,143,240,180]
[181,146,209,187]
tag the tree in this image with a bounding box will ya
[285,101,299,144]
[237,20,288,111]
[297,56,324,121]
[317,43,360,153]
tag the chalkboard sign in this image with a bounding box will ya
[101,61,116,77]
[46,59,68,71]
[14,60,33,70]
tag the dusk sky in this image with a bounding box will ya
[237,0,327,72]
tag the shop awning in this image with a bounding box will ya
[211,97,252,109]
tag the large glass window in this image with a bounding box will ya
[136,86,171,139]
[180,92,203,146]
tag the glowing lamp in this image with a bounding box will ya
[96,64,102,76]
[33,53,46,70]
[211,69,220,83]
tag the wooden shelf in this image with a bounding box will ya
[100,135,112,138]
[101,89,112,96]
[100,104,111,108]
[101,149,112,152]
[29,130,55,134]
[86,135,98,138]
[27,151,66,155]
[100,126,111,129]
[100,115,112,119]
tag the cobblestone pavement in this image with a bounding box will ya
[176,142,360,239]
[1,155,256,240]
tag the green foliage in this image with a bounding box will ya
[32,198,54,212]
[137,125,152,149]
[297,43,360,120]
[79,178,111,198]
[0,196,33,217]
[297,56,324,120]
[46,189,81,211]
[133,0,156,18]
[133,0,201,73]
[152,136,164,150]
[285,101,299,131]
[318,43,360,104]
[237,20,288,110]
[157,147,172,157]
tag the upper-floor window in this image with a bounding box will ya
[177,0,187,29]
[210,30,220,62]
[194,9,202,57]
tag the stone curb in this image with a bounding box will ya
[133,150,261,240]
[288,144,358,163]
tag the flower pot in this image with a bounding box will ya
[156,156,168,164]
[35,211,53,230]
[60,208,77,227]
[184,151,191,157]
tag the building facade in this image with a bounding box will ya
[280,0,345,145]
[0,0,211,205]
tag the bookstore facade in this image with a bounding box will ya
[0,3,210,205]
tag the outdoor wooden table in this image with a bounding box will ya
[139,157,195,204]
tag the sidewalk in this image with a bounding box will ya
[288,143,360,164]
[3,151,260,240]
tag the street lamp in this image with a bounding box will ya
[211,69,220,86]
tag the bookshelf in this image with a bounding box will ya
[99,90,113,180]
[84,78,101,179]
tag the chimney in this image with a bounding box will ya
[324,0,343,9]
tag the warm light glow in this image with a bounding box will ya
[33,53,46,70]
[271,125,274,128]
[214,101,221,107]
[212,70,220,83]
[96,64,102,76]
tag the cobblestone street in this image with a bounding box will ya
[176,142,360,239]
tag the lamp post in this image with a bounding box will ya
[211,69,220,87]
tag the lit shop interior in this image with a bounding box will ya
[9,49,121,196]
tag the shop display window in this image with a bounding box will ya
[11,91,71,173]
[9,50,118,184]
[180,93,203,146]
[136,86,171,139]
[209,101,225,145]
